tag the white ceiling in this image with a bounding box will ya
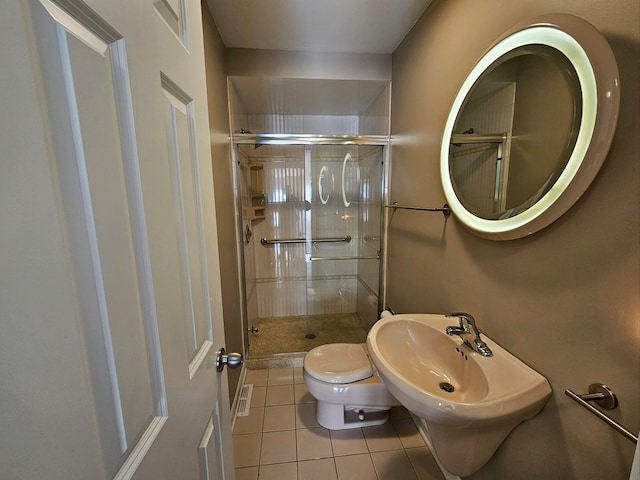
[206,0,432,54]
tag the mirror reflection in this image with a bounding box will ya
[449,45,582,219]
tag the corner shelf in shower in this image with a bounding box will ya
[244,195,265,221]
[246,165,265,221]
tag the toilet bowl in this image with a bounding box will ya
[303,343,400,430]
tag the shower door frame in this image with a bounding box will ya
[231,134,391,355]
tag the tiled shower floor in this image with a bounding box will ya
[233,366,445,480]
[247,313,369,357]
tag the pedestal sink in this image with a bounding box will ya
[367,314,552,477]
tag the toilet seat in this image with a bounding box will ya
[304,343,373,383]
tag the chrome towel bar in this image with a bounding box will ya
[384,202,451,217]
[260,235,351,245]
[310,254,380,261]
[565,383,638,444]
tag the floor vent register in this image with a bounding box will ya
[236,384,253,417]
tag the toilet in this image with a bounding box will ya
[303,343,400,430]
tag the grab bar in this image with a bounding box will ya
[260,235,351,246]
[450,133,507,144]
[310,254,380,261]
[565,383,638,444]
[384,202,451,217]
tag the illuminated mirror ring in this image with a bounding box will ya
[440,14,619,240]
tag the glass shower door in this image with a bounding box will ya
[236,142,385,356]
[306,145,383,328]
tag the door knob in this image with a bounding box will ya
[215,347,243,372]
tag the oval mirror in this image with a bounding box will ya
[440,14,619,240]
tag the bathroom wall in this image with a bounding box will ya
[201,5,243,401]
[390,0,639,478]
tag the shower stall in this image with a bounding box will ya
[228,77,391,358]
[235,140,386,356]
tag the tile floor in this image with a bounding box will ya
[233,367,445,480]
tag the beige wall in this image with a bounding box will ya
[202,4,243,401]
[390,0,639,478]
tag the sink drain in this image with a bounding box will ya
[305,333,316,339]
[439,382,455,393]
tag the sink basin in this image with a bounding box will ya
[367,314,551,476]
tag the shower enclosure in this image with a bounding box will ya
[226,75,391,359]
[234,139,386,357]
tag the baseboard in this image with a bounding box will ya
[229,364,248,433]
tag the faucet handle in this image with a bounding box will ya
[446,312,476,327]
[444,313,493,357]
[445,313,470,336]
[445,324,468,335]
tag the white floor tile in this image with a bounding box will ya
[371,449,418,480]
[363,422,404,452]
[268,367,294,385]
[335,453,377,480]
[245,369,268,387]
[260,430,297,465]
[265,384,294,406]
[263,404,296,432]
[406,447,446,480]
[233,433,261,468]
[235,466,258,480]
[258,462,298,480]
[294,383,315,404]
[392,418,426,448]
[250,386,267,407]
[295,403,320,429]
[297,458,338,480]
[330,428,369,456]
[234,407,264,435]
[296,427,333,461]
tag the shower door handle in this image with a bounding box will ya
[215,347,244,372]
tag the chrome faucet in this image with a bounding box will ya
[445,312,493,357]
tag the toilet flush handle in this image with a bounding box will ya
[215,347,244,372]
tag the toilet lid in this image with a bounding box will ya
[304,343,373,383]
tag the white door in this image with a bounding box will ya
[0,1,235,479]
